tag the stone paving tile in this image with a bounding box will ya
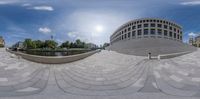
[1,48,200,98]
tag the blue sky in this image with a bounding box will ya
[0,0,200,46]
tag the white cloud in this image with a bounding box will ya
[180,0,200,5]
[22,3,31,7]
[188,32,197,37]
[39,27,52,34]
[30,6,54,11]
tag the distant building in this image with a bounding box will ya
[0,36,5,47]
[190,35,200,47]
[189,36,194,46]
[86,43,98,49]
[12,41,24,50]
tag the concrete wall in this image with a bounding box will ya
[7,50,100,64]
[109,38,197,56]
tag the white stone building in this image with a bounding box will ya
[109,18,196,56]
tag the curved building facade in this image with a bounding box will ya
[109,18,196,56]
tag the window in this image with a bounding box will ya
[125,34,127,39]
[158,29,162,35]
[164,25,168,29]
[174,28,176,32]
[137,30,142,36]
[169,26,172,30]
[144,29,148,35]
[132,31,135,37]
[180,36,182,40]
[151,23,155,27]
[132,26,136,30]
[150,29,155,35]
[144,24,148,27]
[164,30,168,36]
[128,32,130,38]
[138,24,142,28]
[124,29,127,33]
[169,32,172,37]
[122,35,124,40]
[157,24,162,28]
[128,27,131,31]
[174,33,176,39]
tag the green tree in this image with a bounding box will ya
[60,41,70,48]
[23,39,36,49]
[44,40,58,49]
[33,40,44,48]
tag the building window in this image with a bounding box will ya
[128,27,131,31]
[157,24,162,28]
[132,26,136,30]
[164,25,168,29]
[144,29,148,35]
[128,32,130,38]
[169,32,172,37]
[158,29,162,35]
[144,24,148,27]
[180,36,182,40]
[138,30,142,36]
[169,26,172,30]
[132,31,135,37]
[150,29,155,35]
[174,28,176,32]
[125,34,127,39]
[138,24,142,28]
[174,33,176,39]
[151,23,155,27]
[164,30,168,36]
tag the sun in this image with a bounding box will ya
[95,25,104,32]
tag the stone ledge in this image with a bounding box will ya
[158,51,193,59]
[7,49,100,64]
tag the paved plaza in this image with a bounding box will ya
[0,48,200,99]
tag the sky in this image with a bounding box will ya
[0,0,200,46]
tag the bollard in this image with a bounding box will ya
[148,53,151,60]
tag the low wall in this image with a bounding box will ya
[158,51,192,59]
[7,49,100,64]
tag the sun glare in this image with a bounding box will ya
[95,25,104,32]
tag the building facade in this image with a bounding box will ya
[12,41,24,50]
[110,18,183,44]
[109,18,196,56]
[86,43,98,50]
[190,36,200,47]
[0,36,5,47]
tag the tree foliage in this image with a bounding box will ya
[22,38,87,50]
